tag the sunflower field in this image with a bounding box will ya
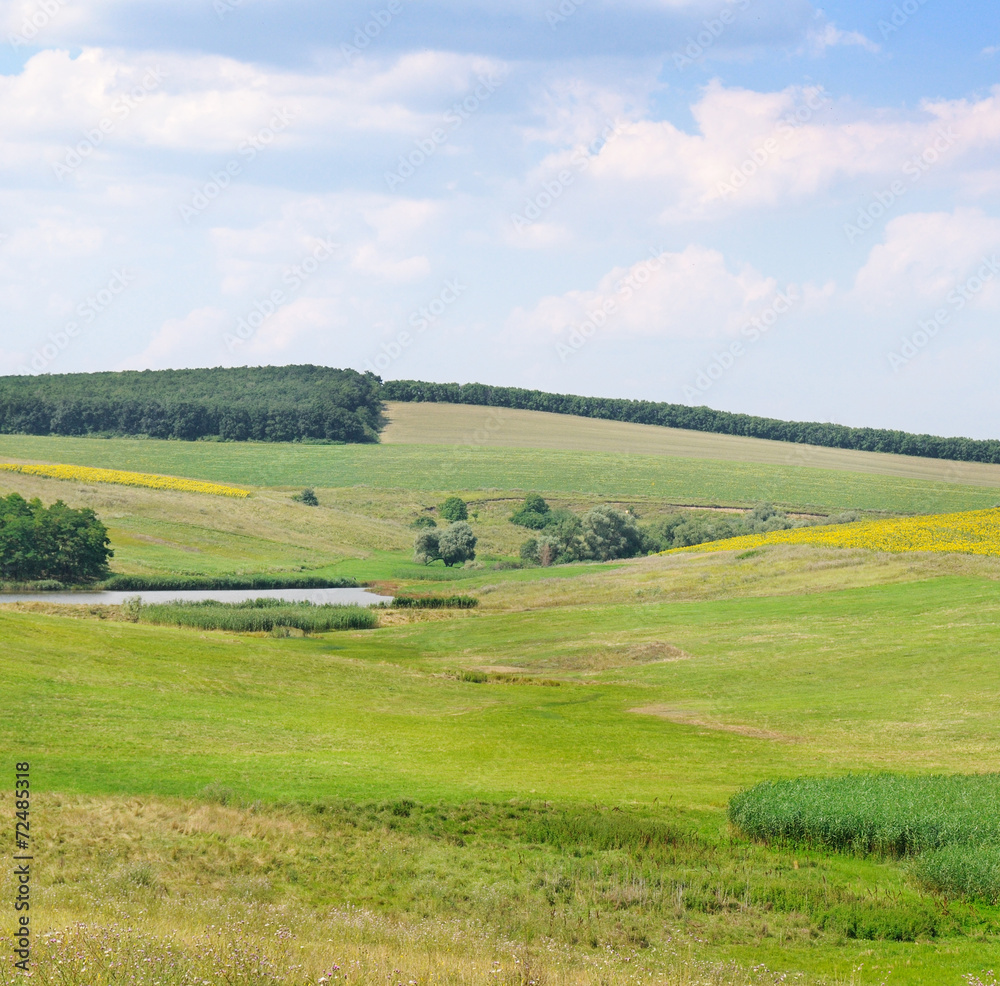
[0,462,251,498]
[671,507,1000,557]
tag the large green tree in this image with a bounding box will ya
[0,493,113,582]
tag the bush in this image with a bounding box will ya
[439,496,468,521]
[411,515,438,529]
[438,521,477,567]
[292,488,319,506]
[121,595,143,623]
[510,494,551,529]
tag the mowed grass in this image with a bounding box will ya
[3,430,1000,514]
[383,401,1000,489]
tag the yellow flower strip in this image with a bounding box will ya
[669,508,1000,557]
[0,462,251,499]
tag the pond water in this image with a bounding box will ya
[0,588,393,607]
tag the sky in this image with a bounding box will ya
[1,0,999,438]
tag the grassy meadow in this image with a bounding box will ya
[4,405,1000,985]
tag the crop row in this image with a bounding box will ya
[0,462,251,498]
[675,507,1000,557]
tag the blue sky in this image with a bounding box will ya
[1,0,999,437]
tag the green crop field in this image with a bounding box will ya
[4,406,1000,986]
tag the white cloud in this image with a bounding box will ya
[508,244,790,343]
[124,306,231,370]
[806,22,879,55]
[0,47,509,167]
[578,82,1000,220]
[854,209,1000,311]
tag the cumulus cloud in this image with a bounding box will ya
[578,82,1000,219]
[853,209,1000,311]
[508,245,792,346]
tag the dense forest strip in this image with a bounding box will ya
[382,379,1000,465]
[3,366,998,464]
[0,366,382,443]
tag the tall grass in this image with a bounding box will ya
[728,774,1000,857]
[729,773,1000,903]
[104,574,360,591]
[138,598,378,633]
[387,594,479,609]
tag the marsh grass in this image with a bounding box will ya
[138,599,379,633]
[729,775,1000,904]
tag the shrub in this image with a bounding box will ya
[121,595,144,623]
[438,521,477,567]
[292,488,319,506]
[411,515,438,529]
[439,496,468,521]
[510,494,551,529]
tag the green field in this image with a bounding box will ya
[4,408,1000,985]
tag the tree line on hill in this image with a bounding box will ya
[383,379,1000,465]
[4,365,997,463]
[0,366,383,443]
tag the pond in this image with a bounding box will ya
[0,588,393,607]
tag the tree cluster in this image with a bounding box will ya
[513,497,645,565]
[0,493,113,582]
[382,379,1000,465]
[0,366,383,443]
[512,497,862,563]
[414,522,478,567]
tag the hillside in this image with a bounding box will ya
[6,397,1000,984]
[382,401,1000,488]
